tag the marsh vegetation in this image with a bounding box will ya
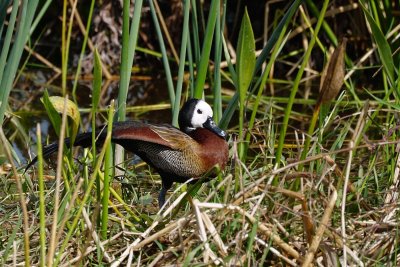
[1,0,400,266]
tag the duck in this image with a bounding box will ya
[27,98,229,208]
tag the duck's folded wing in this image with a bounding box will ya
[149,125,197,150]
[111,122,196,150]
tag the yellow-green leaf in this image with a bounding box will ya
[47,96,80,127]
[41,93,80,143]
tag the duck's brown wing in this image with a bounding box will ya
[149,124,198,150]
[111,121,197,150]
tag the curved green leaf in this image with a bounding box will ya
[236,8,255,159]
[41,90,62,136]
[236,8,256,104]
[41,93,80,143]
[360,1,395,86]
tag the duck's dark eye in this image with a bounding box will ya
[197,109,202,114]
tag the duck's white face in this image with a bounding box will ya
[190,100,213,128]
[179,98,226,138]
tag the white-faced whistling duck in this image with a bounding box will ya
[26,98,229,208]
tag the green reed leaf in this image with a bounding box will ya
[360,1,395,86]
[236,8,256,105]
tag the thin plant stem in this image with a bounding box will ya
[172,0,190,126]
[36,124,46,267]
[61,0,67,95]
[118,0,143,121]
[54,123,112,266]
[71,0,96,103]
[0,128,31,266]
[47,96,69,266]
[193,0,219,98]
[149,0,175,108]
[101,100,115,239]
[275,0,330,166]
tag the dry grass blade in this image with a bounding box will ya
[200,211,228,255]
[269,186,314,245]
[254,237,297,266]
[302,185,337,267]
[111,217,190,267]
[0,128,31,265]
[147,252,164,267]
[231,205,302,262]
[60,232,123,267]
[24,45,61,73]
[289,3,359,39]
[153,0,179,64]
[67,0,111,79]
[204,174,233,202]
[192,199,222,264]
[54,178,84,248]
[111,189,189,267]
[341,100,369,265]
[81,209,113,263]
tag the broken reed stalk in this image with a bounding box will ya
[301,186,338,267]
[300,37,347,164]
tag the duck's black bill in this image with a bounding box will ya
[204,117,226,138]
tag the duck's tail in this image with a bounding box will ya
[25,131,105,172]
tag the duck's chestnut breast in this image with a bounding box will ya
[189,128,229,172]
